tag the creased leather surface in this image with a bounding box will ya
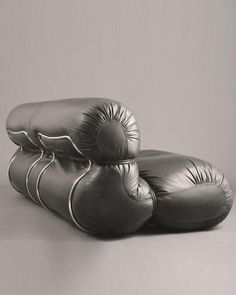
[6,98,153,235]
[6,98,233,235]
[8,149,154,234]
[6,98,140,162]
[137,150,233,230]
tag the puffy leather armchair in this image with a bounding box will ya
[6,98,233,235]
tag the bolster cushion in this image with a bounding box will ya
[6,98,154,235]
[6,98,140,162]
[137,150,233,230]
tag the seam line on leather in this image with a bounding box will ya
[7,129,94,233]
[25,148,44,205]
[35,151,56,209]
[7,129,37,147]
[38,132,83,156]
[37,132,94,232]
[7,130,43,204]
[7,146,23,193]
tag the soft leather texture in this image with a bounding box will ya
[6,98,140,162]
[6,98,154,235]
[137,150,233,230]
[6,98,233,235]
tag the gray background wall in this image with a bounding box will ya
[1,0,235,186]
[0,1,235,295]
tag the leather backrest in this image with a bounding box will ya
[6,98,140,162]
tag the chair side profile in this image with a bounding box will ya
[6,98,155,235]
[6,98,233,236]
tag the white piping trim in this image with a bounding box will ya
[7,146,23,193]
[7,129,37,146]
[7,129,93,233]
[68,159,92,232]
[37,132,92,233]
[35,152,55,209]
[38,132,83,155]
[25,148,44,205]
[7,130,43,204]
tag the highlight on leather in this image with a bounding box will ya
[76,101,140,162]
[6,98,153,235]
[6,98,233,236]
[137,150,233,230]
[72,162,154,234]
[6,98,140,162]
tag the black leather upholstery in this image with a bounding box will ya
[137,150,233,230]
[7,98,140,161]
[6,98,154,235]
[6,98,233,235]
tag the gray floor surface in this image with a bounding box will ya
[0,180,235,295]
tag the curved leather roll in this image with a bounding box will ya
[137,150,233,230]
[6,98,140,162]
[72,162,154,234]
[8,148,42,196]
[6,98,233,236]
[6,102,43,150]
[8,149,154,234]
[6,98,154,235]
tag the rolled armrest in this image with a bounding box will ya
[6,98,139,162]
[6,98,155,235]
